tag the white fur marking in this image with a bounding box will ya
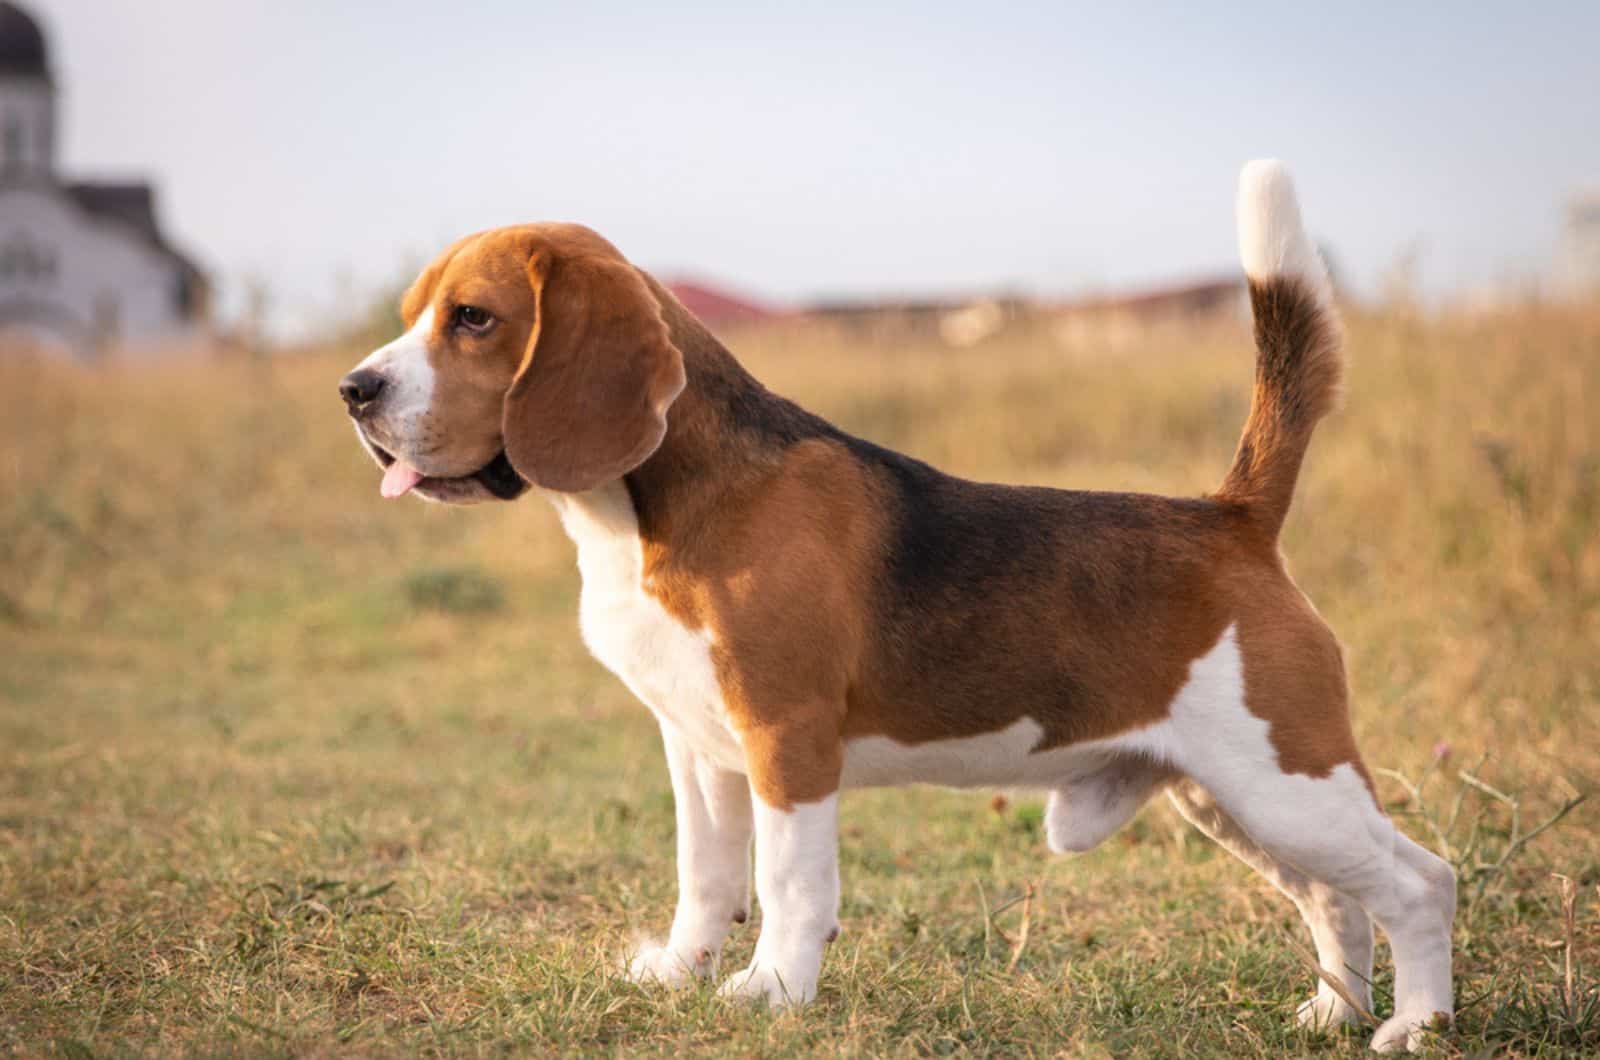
[1236,159,1335,310]
[549,481,745,772]
[1045,759,1164,853]
[719,793,839,1008]
[844,718,1131,791]
[1166,781,1375,1031]
[353,306,437,460]
[1130,624,1454,1052]
[627,724,752,986]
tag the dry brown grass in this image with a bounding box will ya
[1,304,1597,1055]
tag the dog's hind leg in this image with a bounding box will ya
[1044,757,1167,854]
[1147,622,1455,1051]
[1178,766,1455,1052]
[1168,778,1375,1033]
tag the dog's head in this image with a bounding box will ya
[339,224,686,503]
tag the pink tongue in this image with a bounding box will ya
[380,461,425,499]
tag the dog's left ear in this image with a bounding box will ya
[503,247,686,493]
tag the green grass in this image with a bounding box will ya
[2,306,1598,1055]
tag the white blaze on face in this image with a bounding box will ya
[352,307,436,495]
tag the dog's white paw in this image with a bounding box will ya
[716,961,817,1008]
[1369,1009,1449,1053]
[1296,989,1366,1032]
[625,940,714,987]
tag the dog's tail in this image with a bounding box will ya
[1215,160,1344,540]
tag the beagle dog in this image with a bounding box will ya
[339,162,1454,1052]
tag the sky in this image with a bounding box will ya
[31,0,1600,336]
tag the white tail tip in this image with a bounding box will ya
[1237,159,1332,300]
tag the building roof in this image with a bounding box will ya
[664,279,781,326]
[0,2,49,81]
[67,182,167,245]
[62,181,208,319]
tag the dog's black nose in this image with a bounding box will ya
[339,369,386,411]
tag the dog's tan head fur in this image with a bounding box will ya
[343,224,685,501]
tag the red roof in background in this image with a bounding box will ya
[664,279,782,326]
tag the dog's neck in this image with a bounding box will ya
[611,279,833,561]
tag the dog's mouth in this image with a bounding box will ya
[366,439,528,502]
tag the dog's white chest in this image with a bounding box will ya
[550,485,746,772]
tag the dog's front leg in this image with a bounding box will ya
[627,722,753,985]
[717,723,842,1008]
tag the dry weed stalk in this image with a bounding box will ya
[1375,755,1586,912]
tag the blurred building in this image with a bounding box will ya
[805,294,1031,345]
[0,2,208,359]
[803,277,1250,350]
[1555,193,1600,297]
[1049,276,1246,350]
[663,278,781,328]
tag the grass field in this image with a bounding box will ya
[2,305,1598,1056]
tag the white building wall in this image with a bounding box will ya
[0,75,53,175]
[0,185,196,358]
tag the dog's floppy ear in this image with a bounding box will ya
[503,247,686,493]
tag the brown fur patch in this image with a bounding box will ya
[632,434,878,807]
[505,243,685,492]
[1229,575,1376,797]
[1216,275,1344,538]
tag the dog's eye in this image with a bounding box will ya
[453,305,494,333]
